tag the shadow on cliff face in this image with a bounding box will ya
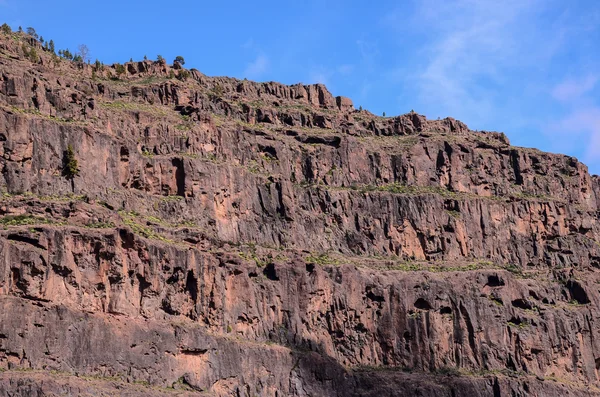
[290,351,590,397]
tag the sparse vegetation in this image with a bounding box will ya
[119,210,174,243]
[114,63,126,77]
[446,209,461,218]
[141,148,154,157]
[85,221,115,229]
[0,214,50,227]
[177,69,191,81]
[489,296,504,306]
[305,253,339,266]
[209,84,225,100]
[507,319,529,329]
[21,44,39,63]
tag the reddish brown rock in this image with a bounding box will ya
[336,95,354,112]
[0,30,600,396]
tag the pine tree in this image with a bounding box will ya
[26,27,38,39]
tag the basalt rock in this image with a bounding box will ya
[1,31,600,396]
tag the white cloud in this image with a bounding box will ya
[242,38,255,50]
[549,73,600,170]
[552,107,600,161]
[337,64,354,75]
[244,54,269,79]
[552,75,598,102]
[309,71,329,85]
[355,39,379,72]
[407,0,551,123]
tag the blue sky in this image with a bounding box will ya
[2,0,600,174]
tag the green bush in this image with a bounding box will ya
[209,84,224,99]
[1,23,11,34]
[177,70,191,81]
[21,44,39,63]
[115,63,126,76]
[174,55,185,65]
[62,145,79,180]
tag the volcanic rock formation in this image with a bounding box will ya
[1,29,600,396]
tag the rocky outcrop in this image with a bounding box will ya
[1,29,600,396]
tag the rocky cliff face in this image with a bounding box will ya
[1,30,600,397]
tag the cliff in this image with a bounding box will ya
[1,29,600,396]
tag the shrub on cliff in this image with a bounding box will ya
[62,145,79,180]
[177,70,191,81]
[174,55,185,65]
[115,63,126,77]
[1,23,11,34]
[21,44,39,63]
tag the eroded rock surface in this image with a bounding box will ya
[1,30,600,396]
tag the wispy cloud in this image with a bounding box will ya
[552,107,600,160]
[549,73,600,167]
[241,38,269,80]
[244,54,269,79]
[355,38,379,72]
[380,0,600,173]
[552,75,598,102]
[337,64,354,75]
[308,70,329,85]
[404,0,553,123]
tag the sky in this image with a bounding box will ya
[2,0,600,174]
